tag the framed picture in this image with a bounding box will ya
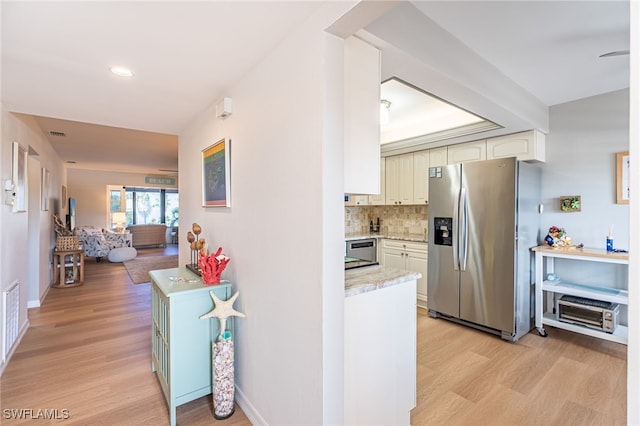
[41,168,50,211]
[12,141,27,212]
[559,195,581,212]
[202,138,231,207]
[616,151,629,204]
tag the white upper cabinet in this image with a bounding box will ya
[429,147,448,167]
[344,36,381,194]
[345,195,370,206]
[386,153,414,205]
[413,150,429,205]
[370,157,386,205]
[447,140,487,164]
[486,130,545,162]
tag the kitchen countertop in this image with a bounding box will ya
[345,232,428,243]
[345,265,422,298]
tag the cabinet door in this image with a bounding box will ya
[406,250,428,308]
[357,196,371,206]
[370,157,386,205]
[344,36,381,194]
[486,130,545,162]
[413,150,429,205]
[447,140,487,164]
[382,248,405,270]
[151,286,170,399]
[385,155,401,205]
[345,194,371,206]
[386,153,414,205]
[354,195,370,206]
[429,147,447,167]
[397,153,414,204]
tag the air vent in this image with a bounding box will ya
[49,131,66,137]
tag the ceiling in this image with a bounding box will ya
[1,1,322,174]
[380,77,501,145]
[1,1,630,174]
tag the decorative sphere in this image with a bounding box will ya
[187,231,195,243]
[192,223,202,235]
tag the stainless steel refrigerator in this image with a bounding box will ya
[427,157,540,341]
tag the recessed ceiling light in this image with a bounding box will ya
[109,66,134,77]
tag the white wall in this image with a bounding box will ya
[541,89,629,250]
[0,108,65,372]
[178,4,350,424]
[539,90,630,322]
[67,169,178,229]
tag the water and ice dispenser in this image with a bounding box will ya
[433,217,452,246]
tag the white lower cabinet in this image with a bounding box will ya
[381,239,428,309]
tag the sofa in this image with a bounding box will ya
[75,226,130,262]
[126,224,167,248]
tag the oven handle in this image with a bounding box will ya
[348,240,376,249]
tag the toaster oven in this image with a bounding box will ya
[556,295,619,333]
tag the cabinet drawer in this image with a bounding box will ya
[383,239,427,254]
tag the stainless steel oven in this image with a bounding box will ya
[346,238,377,262]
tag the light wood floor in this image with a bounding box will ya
[412,310,627,425]
[1,247,251,425]
[1,251,627,425]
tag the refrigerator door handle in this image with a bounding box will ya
[452,188,461,271]
[460,187,469,271]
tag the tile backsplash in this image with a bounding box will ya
[345,205,428,236]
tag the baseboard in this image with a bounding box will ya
[417,295,428,310]
[27,283,52,308]
[235,384,267,425]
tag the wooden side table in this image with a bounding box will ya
[53,249,85,288]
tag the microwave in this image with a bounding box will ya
[556,295,619,333]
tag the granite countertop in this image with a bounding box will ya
[345,232,428,243]
[345,265,422,297]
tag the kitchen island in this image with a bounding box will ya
[345,266,420,425]
[346,233,429,309]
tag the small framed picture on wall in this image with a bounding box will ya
[616,151,629,204]
[202,138,231,207]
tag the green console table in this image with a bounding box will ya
[150,267,231,426]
